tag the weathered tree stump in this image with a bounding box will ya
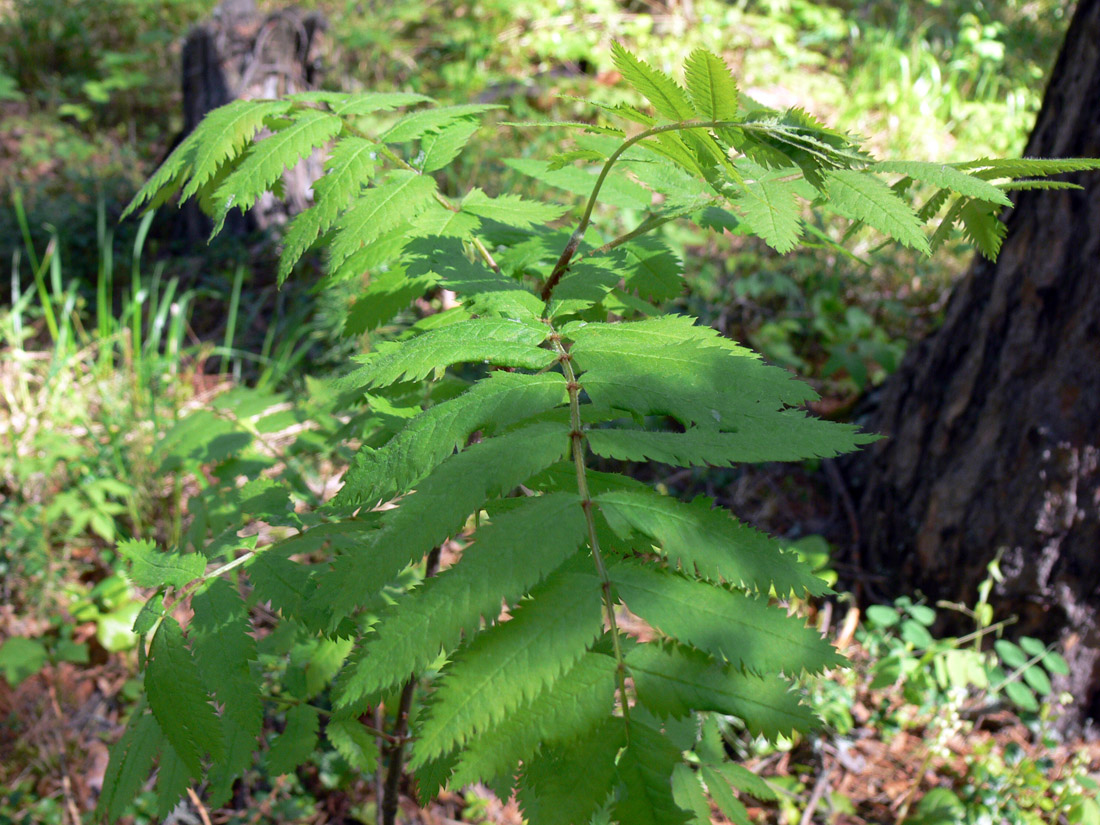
[177,0,326,241]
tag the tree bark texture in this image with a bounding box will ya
[178,0,326,240]
[853,0,1100,723]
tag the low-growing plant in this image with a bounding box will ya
[98,43,1100,824]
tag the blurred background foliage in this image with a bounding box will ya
[2,1,1095,823]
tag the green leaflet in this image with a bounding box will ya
[409,564,605,766]
[145,617,223,776]
[450,651,618,788]
[611,41,696,123]
[212,108,343,234]
[572,331,817,429]
[701,765,751,825]
[734,175,802,253]
[123,99,292,218]
[327,171,439,273]
[671,763,713,825]
[628,643,817,741]
[612,720,692,825]
[155,742,191,819]
[422,119,482,172]
[117,538,206,589]
[96,706,163,821]
[191,580,262,806]
[411,202,482,237]
[278,136,379,283]
[506,158,653,210]
[315,421,571,629]
[873,160,1012,207]
[518,718,625,825]
[324,91,434,116]
[381,103,501,143]
[336,371,568,506]
[718,763,778,802]
[266,704,320,775]
[461,188,568,229]
[585,414,874,467]
[335,493,587,705]
[953,156,1100,179]
[683,48,739,122]
[616,237,685,302]
[404,236,545,317]
[595,489,827,597]
[611,562,844,676]
[344,266,434,335]
[326,716,379,773]
[823,169,931,253]
[959,198,1008,259]
[336,317,554,392]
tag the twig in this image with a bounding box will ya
[799,756,833,825]
[186,787,214,825]
[380,546,442,825]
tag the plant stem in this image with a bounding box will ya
[540,119,741,302]
[551,334,631,729]
[380,546,442,825]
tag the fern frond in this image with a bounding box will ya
[873,160,1012,206]
[611,42,696,122]
[328,171,439,273]
[336,317,554,392]
[409,565,605,766]
[461,188,568,229]
[450,651,618,788]
[612,720,691,825]
[277,136,379,283]
[335,493,587,704]
[628,643,818,741]
[517,718,625,825]
[683,48,739,122]
[823,169,930,253]
[596,489,828,597]
[145,617,224,776]
[190,580,263,805]
[585,414,873,466]
[211,109,343,235]
[610,562,844,675]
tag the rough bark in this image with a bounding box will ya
[852,0,1100,726]
[177,0,326,240]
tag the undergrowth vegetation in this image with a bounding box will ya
[90,41,1099,825]
[2,3,1099,825]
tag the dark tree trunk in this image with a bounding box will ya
[852,0,1100,726]
[177,0,326,241]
